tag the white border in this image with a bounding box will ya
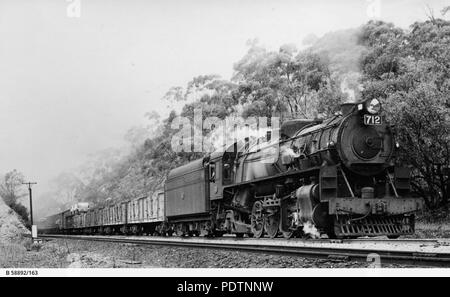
[0,268,447,277]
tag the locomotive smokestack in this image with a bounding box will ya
[340,103,356,115]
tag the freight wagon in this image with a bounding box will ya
[39,192,165,235]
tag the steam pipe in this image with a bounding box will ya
[339,167,355,197]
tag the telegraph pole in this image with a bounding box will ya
[22,182,37,227]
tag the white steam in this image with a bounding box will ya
[281,146,300,158]
[340,77,356,103]
[302,221,321,239]
[340,72,363,103]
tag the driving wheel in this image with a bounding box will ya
[264,212,280,239]
[251,201,264,238]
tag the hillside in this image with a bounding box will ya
[0,198,29,243]
[38,18,450,217]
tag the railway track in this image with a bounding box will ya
[38,234,450,267]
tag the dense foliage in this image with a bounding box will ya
[0,170,30,226]
[359,19,450,208]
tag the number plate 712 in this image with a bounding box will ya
[364,115,382,125]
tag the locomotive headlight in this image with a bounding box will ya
[366,99,381,114]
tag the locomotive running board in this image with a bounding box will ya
[167,212,211,223]
[223,166,322,189]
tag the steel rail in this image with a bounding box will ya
[38,234,450,267]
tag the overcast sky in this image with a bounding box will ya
[0,0,448,197]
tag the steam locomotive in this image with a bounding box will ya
[39,99,423,239]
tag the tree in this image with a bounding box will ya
[359,20,450,209]
[0,170,29,224]
[10,203,29,227]
[233,42,342,119]
[125,111,162,148]
[162,86,185,107]
[442,6,450,16]
[0,170,25,206]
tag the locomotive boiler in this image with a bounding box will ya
[165,98,423,238]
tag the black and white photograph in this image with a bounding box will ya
[0,0,449,281]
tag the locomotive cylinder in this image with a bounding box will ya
[295,184,327,227]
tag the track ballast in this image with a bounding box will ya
[38,234,450,267]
